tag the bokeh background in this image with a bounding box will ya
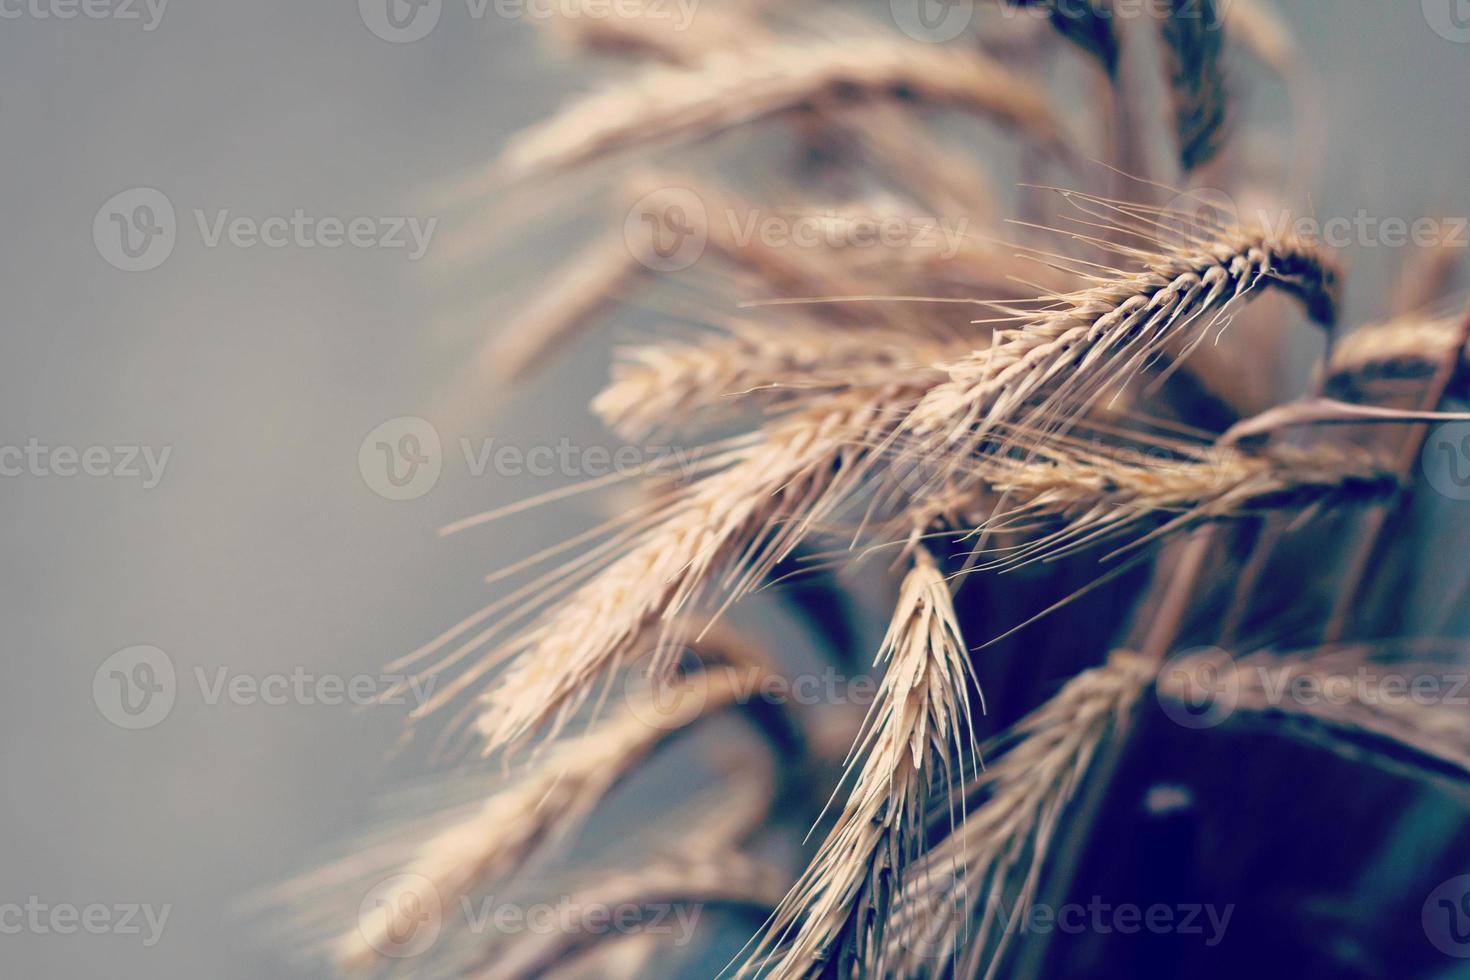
[3,2,1470,977]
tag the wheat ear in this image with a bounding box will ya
[1326,314,1467,390]
[887,651,1154,979]
[963,441,1399,566]
[337,670,744,972]
[1158,648,1470,781]
[907,208,1339,455]
[499,37,1069,178]
[476,388,916,754]
[475,854,788,980]
[744,547,977,978]
[593,322,952,441]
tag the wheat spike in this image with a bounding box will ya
[1158,648,1470,780]
[338,669,745,972]
[1327,313,1467,389]
[745,547,978,978]
[475,387,917,753]
[593,321,952,441]
[499,37,1069,177]
[907,204,1339,456]
[886,651,1154,979]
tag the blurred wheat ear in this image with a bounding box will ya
[287,2,1470,978]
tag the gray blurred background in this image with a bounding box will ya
[2,2,1469,977]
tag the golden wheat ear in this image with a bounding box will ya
[741,547,977,978]
[1159,0,1230,174]
[905,199,1340,461]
